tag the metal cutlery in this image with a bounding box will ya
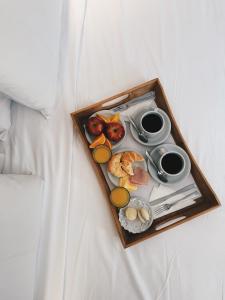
[127,116,149,143]
[150,183,197,206]
[112,91,155,112]
[145,150,168,183]
[154,190,199,215]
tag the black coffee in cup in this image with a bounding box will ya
[161,153,184,175]
[141,113,163,133]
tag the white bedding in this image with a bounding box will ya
[0,175,43,300]
[3,99,74,299]
[63,1,225,300]
[0,0,63,116]
[3,0,225,300]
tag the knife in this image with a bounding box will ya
[111,91,155,112]
[150,183,197,206]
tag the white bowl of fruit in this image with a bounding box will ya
[84,110,126,150]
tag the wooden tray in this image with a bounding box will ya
[71,78,220,248]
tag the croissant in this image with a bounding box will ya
[108,151,144,179]
[121,151,144,175]
[121,159,134,176]
[121,151,144,163]
[108,153,127,177]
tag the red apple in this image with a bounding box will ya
[86,117,105,136]
[106,122,125,142]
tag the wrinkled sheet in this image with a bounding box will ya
[65,1,225,300]
[2,13,75,298]
[3,0,225,300]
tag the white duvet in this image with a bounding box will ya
[3,0,225,300]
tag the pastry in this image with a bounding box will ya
[138,210,146,223]
[108,151,145,184]
[121,151,144,163]
[137,208,150,223]
[119,175,137,192]
[140,208,150,221]
[121,152,144,176]
[120,159,134,176]
[125,207,137,221]
[108,153,127,177]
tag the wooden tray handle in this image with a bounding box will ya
[153,196,202,231]
[154,216,186,231]
[100,94,130,109]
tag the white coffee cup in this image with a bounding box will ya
[158,149,185,177]
[139,109,165,138]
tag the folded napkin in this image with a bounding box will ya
[150,178,200,218]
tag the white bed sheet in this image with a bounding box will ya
[2,0,79,299]
[3,65,75,300]
[64,1,225,300]
[3,0,225,300]
[2,0,77,298]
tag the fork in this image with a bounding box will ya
[150,183,196,206]
[154,190,199,215]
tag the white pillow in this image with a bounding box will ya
[0,0,63,117]
[0,92,11,141]
[0,175,43,300]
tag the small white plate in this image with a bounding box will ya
[147,143,191,186]
[130,108,171,146]
[107,148,147,187]
[119,197,153,234]
[84,110,127,149]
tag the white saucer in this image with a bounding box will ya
[119,197,153,234]
[147,143,191,186]
[84,110,127,149]
[130,108,171,146]
[107,148,147,187]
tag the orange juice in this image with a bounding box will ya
[92,145,112,164]
[110,187,130,208]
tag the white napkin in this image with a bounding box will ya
[150,178,200,218]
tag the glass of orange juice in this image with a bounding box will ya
[110,187,130,208]
[92,145,112,164]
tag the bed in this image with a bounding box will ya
[63,1,225,300]
[1,0,225,300]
